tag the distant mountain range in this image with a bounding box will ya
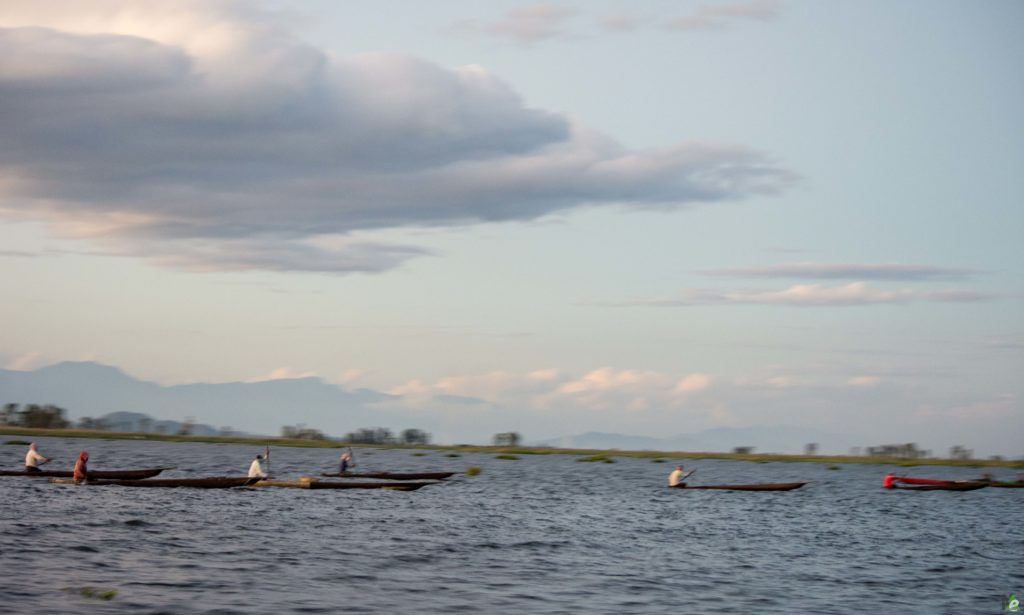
[93,411,223,437]
[0,361,405,437]
[1,361,861,453]
[537,426,859,455]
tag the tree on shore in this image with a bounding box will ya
[493,432,521,447]
[2,404,71,429]
[401,428,430,445]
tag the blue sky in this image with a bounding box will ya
[0,0,1021,453]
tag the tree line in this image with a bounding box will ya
[1,403,71,429]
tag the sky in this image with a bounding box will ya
[0,0,1021,453]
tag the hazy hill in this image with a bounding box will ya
[0,361,405,437]
[538,426,859,455]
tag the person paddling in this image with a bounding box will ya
[24,443,51,473]
[668,465,687,487]
[339,448,354,474]
[248,453,268,479]
[72,451,89,483]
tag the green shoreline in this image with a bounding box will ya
[3,426,1020,469]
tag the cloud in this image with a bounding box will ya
[673,373,712,393]
[337,369,368,385]
[388,366,713,414]
[0,1,794,274]
[608,282,993,307]
[666,0,781,31]
[245,367,319,382]
[5,351,48,371]
[915,394,1017,420]
[599,14,639,32]
[446,4,576,44]
[847,376,882,388]
[704,263,982,281]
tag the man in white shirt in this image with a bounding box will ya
[25,443,50,473]
[668,465,687,487]
[248,454,268,478]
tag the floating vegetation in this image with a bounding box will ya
[466,467,482,476]
[79,587,117,601]
[827,465,841,471]
[651,459,666,463]
[577,455,615,463]
[411,452,427,457]
[445,453,461,458]
[4,440,31,445]
[494,454,520,460]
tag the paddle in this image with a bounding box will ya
[265,445,271,478]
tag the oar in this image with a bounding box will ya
[681,469,697,482]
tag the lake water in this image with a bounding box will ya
[0,437,1021,614]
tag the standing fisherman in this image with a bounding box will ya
[24,443,51,473]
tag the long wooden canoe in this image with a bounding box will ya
[1,468,170,479]
[893,482,987,491]
[671,482,807,491]
[319,471,455,480]
[50,476,260,488]
[895,477,958,486]
[255,479,434,491]
[988,481,1024,488]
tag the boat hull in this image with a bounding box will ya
[319,471,455,480]
[51,476,259,488]
[255,479,433,491]
[1,468,169,479]
[894,482,987,491]
[671,482,807,491]
[896,477,957,486]
[989,482,1024,488]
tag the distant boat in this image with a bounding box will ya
[896,477,960,486]
[256,479,434,491]
[1,467,170,479]
[987,481,1024,489]
[319,471,455,480]
[51,476,259,488]
[893,482,987,492]
[893,477,989,491]
[671,482,807,491]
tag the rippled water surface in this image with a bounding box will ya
[1,437,1022,614]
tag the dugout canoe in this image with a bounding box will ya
[255,478,434,491]
[671,482,807,491]
[50,476,260,488]
[893,482,987,491]
[0,467,170,479]
[319,471,455,480]
[988,481,1024,488]
[895,477,958,486]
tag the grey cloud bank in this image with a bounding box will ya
[0,1,793,273]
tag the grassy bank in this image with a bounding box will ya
[2,426,1020,469]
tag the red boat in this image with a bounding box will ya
[894,482,987,492]
[896,477,959,486]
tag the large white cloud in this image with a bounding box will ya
[0,0,794,273]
